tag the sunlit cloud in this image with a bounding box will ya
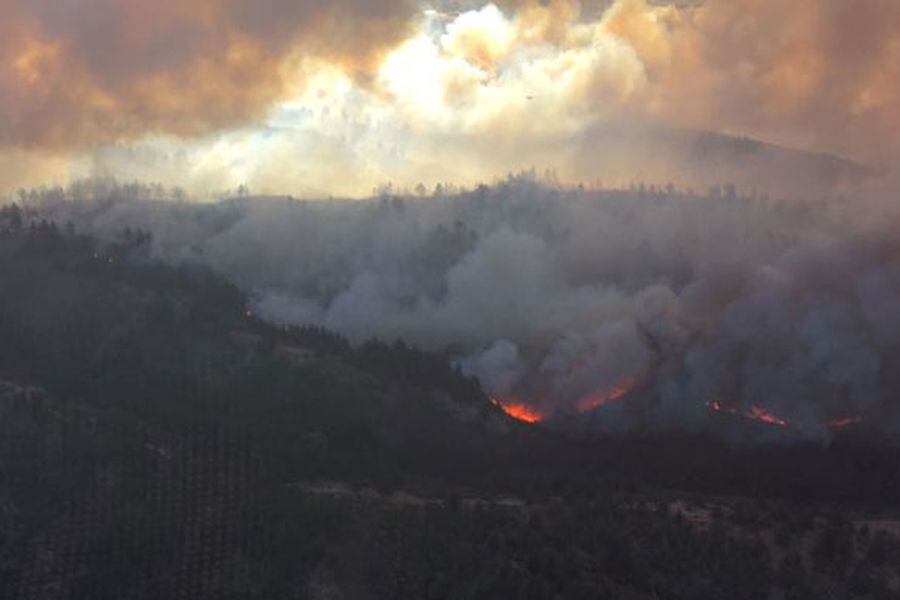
[3,1,900,196]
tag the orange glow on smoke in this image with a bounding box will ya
[576,375,639,413]
[491,398,544,424]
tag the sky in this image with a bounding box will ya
[2,0,900,197]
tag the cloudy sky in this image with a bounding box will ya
[2,0,899,196]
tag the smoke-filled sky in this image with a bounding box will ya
[2,0,900,195]
[31,177,900,439]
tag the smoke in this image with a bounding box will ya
[459,340,526,398]
[645,0,900,165]
[26,176,900,439]
[7,0,900,438]
[4,1,899,197]
[0,0,414,150]
[370,0,900,178]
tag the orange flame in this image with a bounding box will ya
[491,398,544,424]
[746,405,790,427]
[708,400,863,430]
[828,416,863,429]
[576,375,638,413]
[707,400,789,427]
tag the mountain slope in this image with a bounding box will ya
[2,215,900,598]
[573,123,878,196]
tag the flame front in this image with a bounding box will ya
[708,400,862,430]
[491,398,544,424]
[576,376,639,413]
[746,405,790,428]
[828,416,863,429]
[490,375,640,423]
[491,393,863,430]
[707,400,789,427]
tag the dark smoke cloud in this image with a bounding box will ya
[3,0,900,197]
[26,177,900,439]
[602,0,900,165]
[5,0,900,165]
[0,0,414,149]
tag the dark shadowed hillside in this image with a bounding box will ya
[3,0,900,597]
[0,210,899,598]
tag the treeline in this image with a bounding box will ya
[0,211,501,480]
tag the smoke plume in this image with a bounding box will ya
[3,1,900,196]
[0,0,414,149]
[26,177,900,439]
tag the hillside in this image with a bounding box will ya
[1,212,900,598]
[573,123,878,197]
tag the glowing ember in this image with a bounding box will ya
[707,399,728,414]
[576,376,638,413]
[707,400,789,427]
[747,405,790,427]
[708,400,863,430]
[828,416,864,429]
[491,398,544,424]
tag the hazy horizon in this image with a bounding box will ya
[3,1,900,197]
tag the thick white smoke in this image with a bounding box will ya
[25,177,900,436]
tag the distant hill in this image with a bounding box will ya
[573,123,879,197]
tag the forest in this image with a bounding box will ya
[0,201,899,599]
[3,0,900,596]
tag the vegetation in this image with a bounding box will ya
[0,210,898,598]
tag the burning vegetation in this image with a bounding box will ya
[494,381,866,432]
[575,375,640,413]
[3,209,900,600]
[17,178,900,442]
[707,400,864,431]
[493,375,641,425]
[706,400,790,428]
[491,398,544,424]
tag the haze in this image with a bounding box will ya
[2,0,900,196]
[7,3,900,597]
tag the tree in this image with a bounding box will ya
[0,203,22,232]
